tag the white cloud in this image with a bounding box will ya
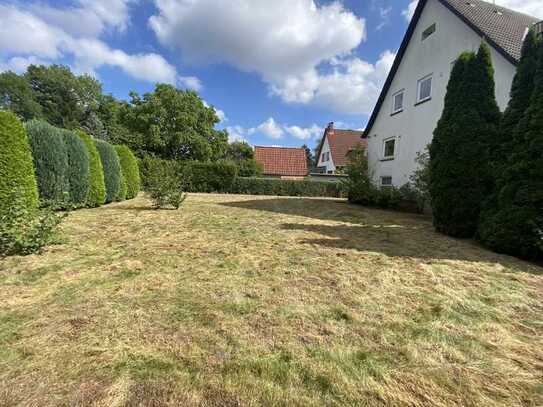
[0,56,49,74]
[249,118,285,140]
[376,6,392,30]
[271,51,395,115]
[402,1,418,22]
[178,75,203,91]
[149,0,372,114]
[0,2,190,86]
[493,0,543,18]
[229,118,323,144]
[215,109,227,123]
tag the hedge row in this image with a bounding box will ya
[115,145,141,199]
[230,177,344,198]
[77,131,106,207]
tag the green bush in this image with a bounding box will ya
[77,131,106,207]
[117,172,127,201]
[144,159,186,209]
[183,161,238,193]
[26,120,70,204]
[115,145,141,199]
[60,129,90,207]
[429,44,500,238]
[231,177,343,198]
[0,198,66,256]
[94,140,121,203]
[237,159,263,177]
[0,111,39,218]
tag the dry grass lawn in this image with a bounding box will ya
[0,193,542,406]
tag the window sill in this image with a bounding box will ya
[390,109,403,117]
[380,157,395,162]
[414,97,431,106]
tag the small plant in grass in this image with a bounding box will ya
[145,160,186,209]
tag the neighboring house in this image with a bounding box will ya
[315,122,366,174]
[254,146,308,179]
[365,0,540,188]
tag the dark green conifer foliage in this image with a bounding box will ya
[60,129,90,206]
[430,43,500,238]
[117,172,127,201]
[114,145,141,199]
[478,37,543,260]
[26,120,69,203]
[77,130,106,207]
[0,111,39,217]
[95,140,121,203]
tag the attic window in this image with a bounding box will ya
[422,23,436,41]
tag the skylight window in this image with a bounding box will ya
[422,23,436,41]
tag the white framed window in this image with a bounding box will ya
[392,90,404,114]
[380,176,393,187]
[417,74,433,103]
[383,137,396,159]
[422,23,436,41]
[321,152,329,163]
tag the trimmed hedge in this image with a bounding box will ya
[117,172,127,201]
[183,161,238,193]
[77,131,106,207]
[0,111,39,217]
[94,140,122,203]
[115,145,141,199]
[26,120,69,204]
[60,129,90,207]
[231,177,343,198]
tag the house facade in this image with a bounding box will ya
[254,146,308,179]
[365,0,539,188]
[315,123,366,174]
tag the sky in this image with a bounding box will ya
[1,0,542,149]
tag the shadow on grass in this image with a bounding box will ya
[222,198,542,272]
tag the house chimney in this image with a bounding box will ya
[326,122,335,135]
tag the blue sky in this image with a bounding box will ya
[1,0,541,149]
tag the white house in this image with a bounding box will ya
[315,123,366,174]
[365,0,540,188]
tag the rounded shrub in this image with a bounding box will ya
[0,111,39,218]
[77,131,106,207]
[60,129,90,207]
[117,172,127,201]
[94,140,121,203]
[26,120,69,204]
[114,145,141,199]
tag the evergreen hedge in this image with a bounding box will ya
[231,177,344,198]
[0,111,39,217]
[115,145,141,199]
[77,131,106,207]
[26,120,70,204]
[429,44,500,238]
[117,172,127,201]
[182,161,238,193]
[478,36,543,260]
[94,140,122,203]
[60,129,90,206]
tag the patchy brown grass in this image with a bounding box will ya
[0,193,542,406]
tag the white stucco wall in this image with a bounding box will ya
[367,0,517,187]
[316,137,336,173]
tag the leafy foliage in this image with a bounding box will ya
[144,159,186,209]
[0,72,42,121]
[120,84,228,160]
[403,148,430,213]
[0,111,39,220]
[227,141,254,161]
[114,145,141,199]
[26,120,70,204]
[183,161,239,193]
[429,44,500,238]
[231,177,344,198]
[237,159,263,177]
[77,131,106,207]
[0,197,66,257]
[60,129,90,207]
[302,144,315,171]
[342,146,374,204]
[478,36,543,260]
[94,140,122,203]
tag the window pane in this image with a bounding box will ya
[394,92,403,111]
[381,176,392,186]
[384,139,395,157]
[422,23,436,41]
[419,77,432,101]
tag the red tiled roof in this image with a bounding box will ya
[254,146,308,177]
[316,127,366,168]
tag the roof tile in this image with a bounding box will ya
[254,146,308,177]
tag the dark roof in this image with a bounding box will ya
[254,146,308,177]
[316,128,366,168]
[364,0,539,138]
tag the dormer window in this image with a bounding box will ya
[422,23,436,41]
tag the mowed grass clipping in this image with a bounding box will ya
[0,194,542,406]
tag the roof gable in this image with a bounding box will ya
[364,0,538,137]
[326,130,367,167]
[254,146,308,177]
